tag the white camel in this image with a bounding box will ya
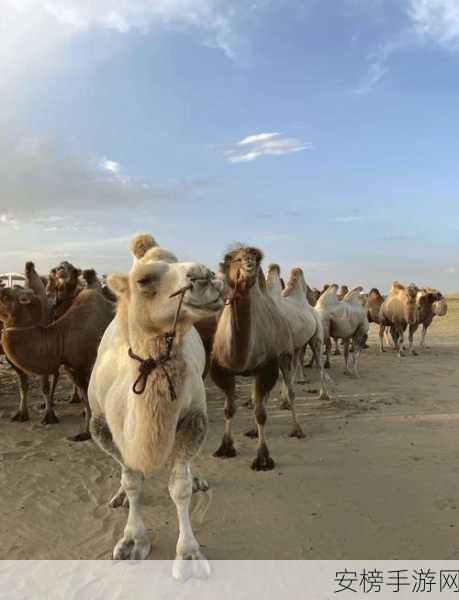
[88,237,223,580]
[315,284,369,377]
[266,264,330,402]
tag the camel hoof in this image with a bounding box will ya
[41,412,60,425]
[113,535,151,561]
[242,399,254,409]
[10,411,29,422]
[172,551,210,581]
[110,489,129,508]
[333,350,341,356]
[411,350,418,356]
[192,476,209,493]
[244,428,258,439]
[324,361,331,369]
[68,393,81,404]
[289,425,306,439]
[213,442,237,458]
[67,431,91,442]
[251,454,275,471]
[278,399,291,410]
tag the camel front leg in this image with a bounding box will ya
[420,324,429,349]
[169,460,210,580]
[408,324,419,356]
[10,365,29,422]
[310,335,331,400]
[113,468,151,560]
[170,409,210,581]
[343,339,353,375]
[211,362,237,458]
[379,324,386,353]
[68,384,92,442]
[40,375,59,425]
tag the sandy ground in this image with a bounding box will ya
[1,298,459,560]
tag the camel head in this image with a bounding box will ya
[0,287,42,326]
[55,261,81,291]
[82,268,99,287]
[108,261,224,336]
[220,246,264,294]
[405,282,419,325]
[418,288,447,317]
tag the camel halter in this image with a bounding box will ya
[128,274,217,399]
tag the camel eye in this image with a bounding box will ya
[137,276,153,286]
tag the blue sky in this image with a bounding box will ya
[1,0,459,291]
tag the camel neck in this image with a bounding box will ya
[213,288,253,372]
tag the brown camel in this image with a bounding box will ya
[51,261,83,320]
[0,287,114,441]
[211,245,304,471]
[379,282,419,356]
[408,287,448,352]
[366,288,385,323]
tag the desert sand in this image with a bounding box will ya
[1,298,458,560]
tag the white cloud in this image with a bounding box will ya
[352,1,459,96]
[100,158,120,173]
[2,0,261,61]
[408,0,459,47]
[225,132,312,163]
[238,132,281,146]
[0,129,212,226]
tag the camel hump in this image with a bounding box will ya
[282,267,305,297]
[316,283,339,308]
[267,263,281,274]
[390,281,405,293]
[142,247,178,264]
[342,286,364,304]
[368,287,383,299]
[130,234,158,259]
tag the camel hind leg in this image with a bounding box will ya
[40,375,60,425]
[170,410,210,581]
[309,334,331,400]
[279,353,305,440]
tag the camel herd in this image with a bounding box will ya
[0,233,448,575]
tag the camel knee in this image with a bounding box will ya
[255,404,267,426]
[174,411,208,459]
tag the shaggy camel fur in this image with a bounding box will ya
[266,264,329,403]
[1,288,114,440]
[408,287,447,352]
[379,282,419,356]
[315,284,369,376]
[211,246,306,471]
[366,288,385,324]
[0,279,59,424]
[88,242,222,576]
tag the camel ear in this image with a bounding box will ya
[107,274,129,298]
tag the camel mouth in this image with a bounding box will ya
[185,296,223,312]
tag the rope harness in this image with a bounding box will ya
[128,275,217,399]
